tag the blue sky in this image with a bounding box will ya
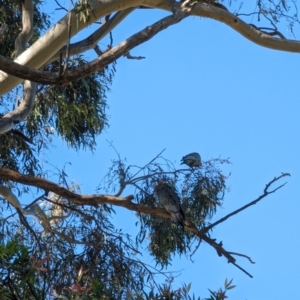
[41,3,300,299]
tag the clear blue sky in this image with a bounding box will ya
[42,2,300,299]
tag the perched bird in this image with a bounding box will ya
[181,152,202,168]
[154,181,185,227]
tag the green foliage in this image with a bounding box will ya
[0,128,40,176]
[27,56,112,151]
[142,161,228,267]
[0,153,232,299]
[0,240,45,299]
[1,195,152,298]
[74,0,94,23]
[146,213,187,267]
[102,155,230,267]
[182,161,227,226]
[0,0,49,177]
[0,238,236,300]
[206,278,236,300]
[0,4,115,177]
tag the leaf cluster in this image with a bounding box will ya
[0,1,116,180]
[0,195,164,298]
[74,0,94,23]
[0,240,45,299]
[26,56,113,151]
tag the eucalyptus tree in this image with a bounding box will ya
[0,0,295,298]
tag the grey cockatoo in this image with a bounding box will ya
[181,152,202,168]
[154,181,185,227]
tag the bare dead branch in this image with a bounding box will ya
[129,149,166,180]
[232,262,253,278]
[264,172,290,193]
[184,221,235,263]
[200,173,291,234]
[54,0,68,12]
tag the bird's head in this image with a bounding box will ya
[154,180,165,192]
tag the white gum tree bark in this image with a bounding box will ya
[0,0,300,96]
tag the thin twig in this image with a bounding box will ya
[229,252,255,264]
[123,52,145,60]
[16,208,42,250]
[189,238,202,261]
[129,149,166,180]
[54,0,68,12]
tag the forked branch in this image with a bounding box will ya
[200,172,291,234]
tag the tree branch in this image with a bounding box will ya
[1,167,287,278]
[15,0,34,57]
[0,0,147,95]
[1,0,300,95]
[0,0,37,134]
[200,173,291,234]
[0,2,192,86]
[228,251,255,264]
[0,184,42,249]
[0,184,23,211]
[48,8,136,63]
[0,80,37,134]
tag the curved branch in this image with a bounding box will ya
[0,0,146,95]
[228,251,255,264]
[1,0,300,95]
[0,184,43,248]
[48,8,136,63]
[0,183,51,231]
[15,0,34,57]
[0,2,191,87]
[0,80,37,133]
[0,184,23,211]
[23,203,53,231]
